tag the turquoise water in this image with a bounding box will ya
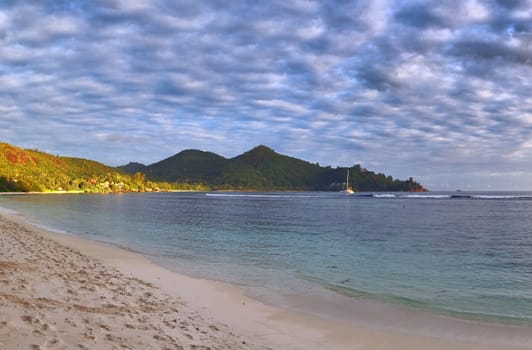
[1,192,531,325]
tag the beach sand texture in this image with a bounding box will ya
[1,211,531,350]
[0,215,258,350]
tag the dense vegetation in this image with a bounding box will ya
[0,142,205,193]
[120,145,427,192]
[0,142,426,193]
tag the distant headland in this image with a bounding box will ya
[0,142,426,193]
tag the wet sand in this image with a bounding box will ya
[1,210,531,349]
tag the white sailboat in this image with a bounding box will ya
[343,169,355,194]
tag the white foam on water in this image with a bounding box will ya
[472,195,532,199]
[205,193,327,198]
[403,194,451,199]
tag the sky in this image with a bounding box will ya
[0,1,531,190]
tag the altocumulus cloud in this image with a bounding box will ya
[0,0,531,189]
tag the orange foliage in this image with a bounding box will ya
[6,148,33,165]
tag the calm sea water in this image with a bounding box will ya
[1,192,531,325]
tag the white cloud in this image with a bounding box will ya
[462,0,490,21]
[255,99,308,114]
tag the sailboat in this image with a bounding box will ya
[343,169,355,194]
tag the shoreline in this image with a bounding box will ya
[1,210,532,349]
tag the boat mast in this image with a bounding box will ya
[346,169,350,190]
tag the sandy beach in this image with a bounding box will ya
[1,210,532,350]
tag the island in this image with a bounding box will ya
[1,142,426,193]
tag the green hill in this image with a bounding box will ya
[143,149,227,183]
[121,145,427,192]
[217,146,324,190]
[0,142,181,192]
[117,162,147,174]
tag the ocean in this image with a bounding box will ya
[1,191,531,325]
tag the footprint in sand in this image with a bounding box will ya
[64,318,77,327]
[21,315,33,324]
[32,328,45,336]
[41,322,56,332]
[43,336,65,349]
[99,323,111,331]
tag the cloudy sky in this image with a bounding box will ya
[0,1,531,190]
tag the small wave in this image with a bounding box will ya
[0,205,74,235]
[0,206,21,215]
[205,193,532,201]
[300,274,532,326]
[385,194,532,200]
[205,193,327,198]
[207,193,268,198]
[30,222,73,235]
[403,195,451,199]
[471,195,532,199]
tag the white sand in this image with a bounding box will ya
[1,211,531,350]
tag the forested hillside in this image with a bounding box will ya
[0,142,202,192]
[0,142,426,193]
[120,145,427,192]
